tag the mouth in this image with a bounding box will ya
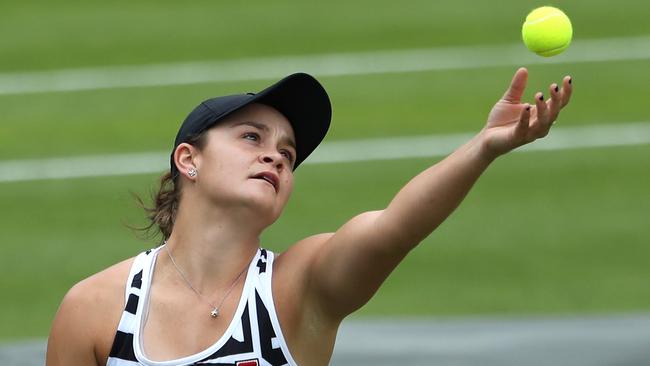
[251,171,279,193]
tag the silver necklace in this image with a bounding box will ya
[163,241,249,318]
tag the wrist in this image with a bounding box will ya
[470,130,499,165]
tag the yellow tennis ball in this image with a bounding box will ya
[522,6,573,57]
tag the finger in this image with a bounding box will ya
[560,75,573,107]
[547,83,561,122]
[532,92,550,136]
[515,104,531,140]
[501,67,529,103]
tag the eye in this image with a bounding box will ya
[280,149,294,163]
[242,132,259,141]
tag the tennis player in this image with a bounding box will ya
[47,68,572,365]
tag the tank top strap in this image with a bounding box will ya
[246,249,298,366]
[108,247,161,364]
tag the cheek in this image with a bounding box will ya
[281,176,294,199]
[197,154,240,192]
[200,158,226,182]
[199,144,245,176]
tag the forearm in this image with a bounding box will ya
[380,132,495,248]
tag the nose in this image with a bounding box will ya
[259,151,285,172]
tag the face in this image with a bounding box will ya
[184,103,297,224]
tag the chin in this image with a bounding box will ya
[205,181,288,224]
[240,189,285,222]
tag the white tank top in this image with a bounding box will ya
[106,245,297,366]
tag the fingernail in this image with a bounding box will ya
[569,78,572,84]
[554,85,559,93]
[539,94,544,101]
[526,105,531,111]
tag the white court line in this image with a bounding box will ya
[1,35,650,95]
[4,314,650,366]
[1,122,649,183]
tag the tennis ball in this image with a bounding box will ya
[522,6,573,57]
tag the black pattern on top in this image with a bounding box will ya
[131,270,143,289]
[255,290,288,365]
[197,304,254,363]
[256,249,268,274]
[109,331,137,360]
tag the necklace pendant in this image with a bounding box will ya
[210,308,219,318]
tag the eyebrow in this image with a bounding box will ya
[231,121,296,151]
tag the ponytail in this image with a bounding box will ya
[135,132,206,239]
[135,171,179,240]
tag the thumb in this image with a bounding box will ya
[501,67,529,103]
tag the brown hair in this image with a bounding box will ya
[137,132,208,239]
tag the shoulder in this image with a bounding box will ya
[47,256,136,365]
[273,211,385,277]
[274,233,334,279]
[73,256,135,313]
[271,233,334,322]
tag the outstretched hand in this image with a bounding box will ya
[481,67,573,158]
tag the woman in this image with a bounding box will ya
[47,69,573,365]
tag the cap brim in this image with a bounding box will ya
[253,73,332,169]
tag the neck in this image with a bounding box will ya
[160,194,264,293]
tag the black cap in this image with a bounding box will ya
[170,72,331,177]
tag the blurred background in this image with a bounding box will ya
[1,0,649,364]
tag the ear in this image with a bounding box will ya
[173,143,200,179]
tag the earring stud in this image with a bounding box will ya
[188,168,197,177]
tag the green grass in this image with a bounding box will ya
[1,0,649,341]
[3,0,648,72]
[2,59,649,160]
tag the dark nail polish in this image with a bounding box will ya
[569,78,572,84]
[526,105,531,111]
[539,94,544,101]
[554,85,559,92]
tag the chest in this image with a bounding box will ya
[142,284,244,361]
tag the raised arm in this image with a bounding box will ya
[304,68,573,321]
[380,68,572,247]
